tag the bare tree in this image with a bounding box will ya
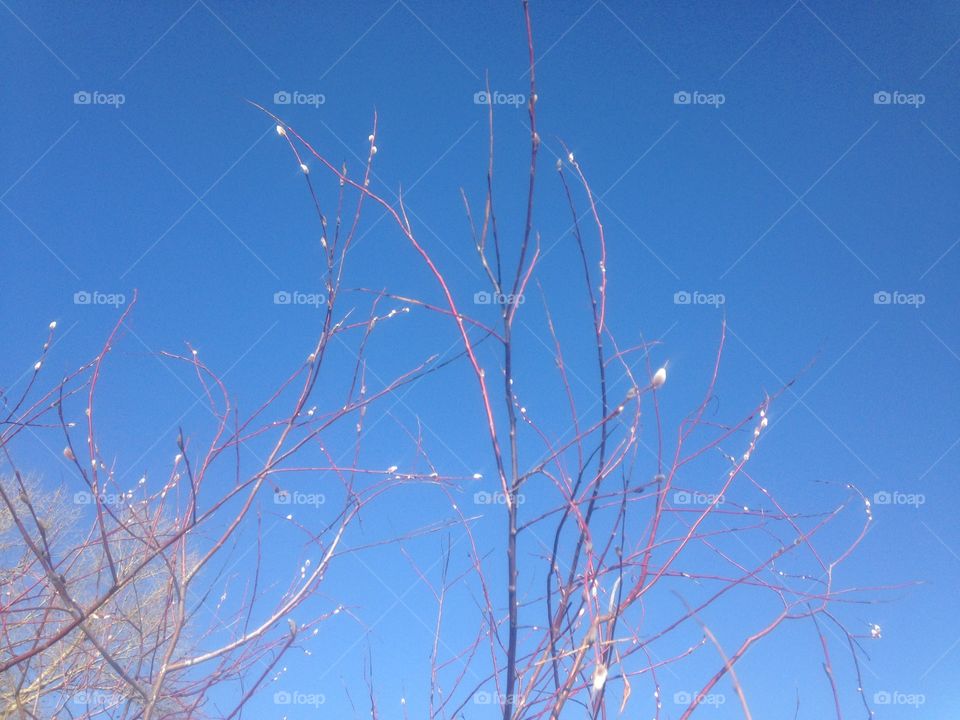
[0,133,447,717]
[0,3,895,718]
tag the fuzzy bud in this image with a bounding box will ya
[651,366,667,389]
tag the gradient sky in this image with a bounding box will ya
[2,1,959,718]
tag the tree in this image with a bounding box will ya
[1,3,883,717]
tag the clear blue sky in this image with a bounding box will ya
[2,1,958,717]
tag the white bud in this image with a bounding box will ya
[368,134,374,142]
[651,367,667,388]
[592,664,608,694]
[49,321,57,330]
[300,163,309,174]
[276,125,286,136]
[371,145,378,155]
[63,447,75,461]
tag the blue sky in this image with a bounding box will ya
[2,1,959,717]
